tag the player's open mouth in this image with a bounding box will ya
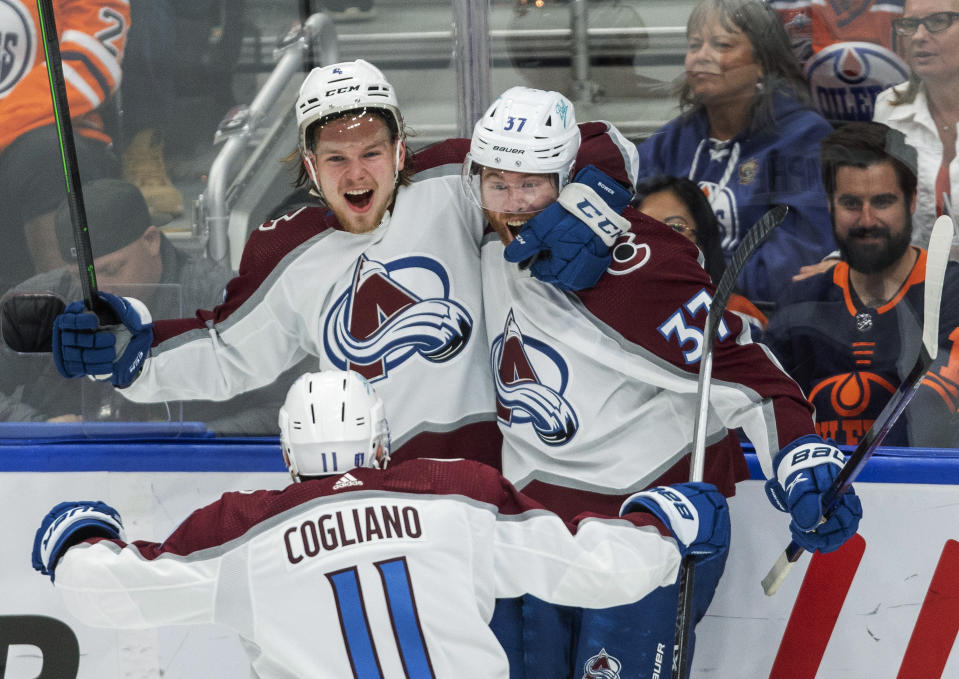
[344,189,374,210]
[506,218,528,238]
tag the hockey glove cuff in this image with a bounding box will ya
[504,165,632,291]
[620,482,730,562]
[33,500,124,581]
[764,434,863,553]
[53,293,153,387]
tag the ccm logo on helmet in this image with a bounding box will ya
[325,85,361,96]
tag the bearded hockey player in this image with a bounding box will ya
[459,85,863,678]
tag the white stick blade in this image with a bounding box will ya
[923,215,952,361]
[761,550,795,596]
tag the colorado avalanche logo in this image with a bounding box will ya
[0,1,36,99]
[324,254,472,382]
[491,311,577,446]
[582,648,622,679]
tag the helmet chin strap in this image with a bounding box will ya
[302,152,325,200]
[393,139,405,185]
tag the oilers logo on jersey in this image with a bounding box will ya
[581,648,623,679]
[807,369,892,443]
[699,180,741,252]
[491,310,578,446]
[323,254,473,382]
[0,0,35,98]
[805,42,909,122]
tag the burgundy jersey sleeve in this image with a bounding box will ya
[105,459,545,560]
[151,207,340,344]
[575,121,639,189]
[577,209,816,450]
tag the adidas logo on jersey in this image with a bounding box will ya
[332,473,363,490]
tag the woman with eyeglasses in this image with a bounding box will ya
[874,0,959,250]
[636,174,769,330]
[635,0,835,305]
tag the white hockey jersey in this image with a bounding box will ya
[481,210,817,520]
[123,176,499,462]
[54,459,682,679]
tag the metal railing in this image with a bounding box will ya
[238,25,688,67]
[200,12,338,267]
[199,7,688,268]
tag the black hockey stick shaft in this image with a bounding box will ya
[761,213,952,596]
[36,0,103,316]
[673,204,788,679]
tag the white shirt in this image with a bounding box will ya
[874,83,959,253]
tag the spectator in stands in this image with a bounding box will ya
[0,1,130,292]
[769,0,904,64]
[874,0,959,254]
[0,179,290,432]
[635,174,729,283]
[636,0,835,305]
[764,121,959,447]
[635,174,769,329]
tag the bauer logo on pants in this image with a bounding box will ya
[323,254,473,382]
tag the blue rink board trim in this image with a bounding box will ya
[2,437,959,482]
[0,437,288,472]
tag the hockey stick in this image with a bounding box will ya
[35,0,105,318]
[761,213,953,597]
[673,204,789,679]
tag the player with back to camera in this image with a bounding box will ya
[453,86,864,677]
[31,369,732,679]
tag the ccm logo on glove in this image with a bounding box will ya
[573,197,624,241]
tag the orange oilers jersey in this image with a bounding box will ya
[770,0,905,53]
[0,0,130,152]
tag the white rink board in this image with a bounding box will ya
[2,470,959,677]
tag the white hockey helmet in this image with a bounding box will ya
[278,370,391,482]
[463,86,581,212]
[295,59,404,154]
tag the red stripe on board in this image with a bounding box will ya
[769,534,866,679]
[897,539,959,678]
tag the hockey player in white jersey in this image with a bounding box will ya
[50,59,502,467]
[32,369,732,679]
[456,87,863,677]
